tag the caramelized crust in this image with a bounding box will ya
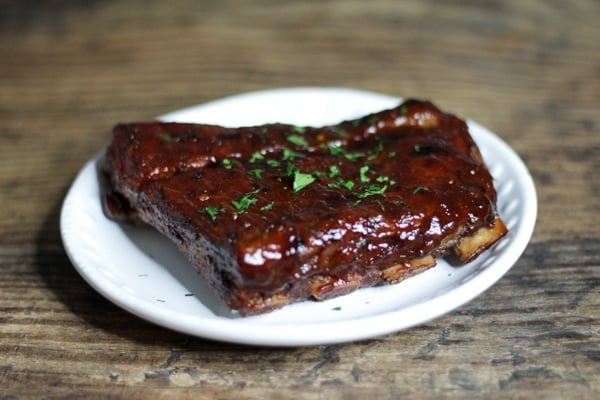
[103,99,508,315]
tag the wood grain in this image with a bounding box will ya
[0,0,598,398]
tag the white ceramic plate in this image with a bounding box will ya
[60,87,537,346]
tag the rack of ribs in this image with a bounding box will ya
[102,99,508,315]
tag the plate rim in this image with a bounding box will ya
[60,87,537,346]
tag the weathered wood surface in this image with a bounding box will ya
[0,1,598,398]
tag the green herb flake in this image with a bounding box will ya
[158,133,176,142]
[282,148,305,161]
[294,125,307,134]
[287,134,309,148]
[346,152,365,161]
[360,165,371,183]
[327,143,365,161]
[413,144,421,153]
[184,293,194,297]
[260,201,275,211]
[248,168,264,179]
[293,171,316,192]
[198,206,222,220]
[400,105,408,115]
[284,161,299,177]
[328,165,341,178]
[231,189,260,214]
[412,186,429,194]
[222,158,241,169]
[328,178,354,191]
[249,152,264,163]
[266,159,281,168]
[357,184,388,199]
[388,151,397,158]
[331,306,342,311]
[367,138,385,161]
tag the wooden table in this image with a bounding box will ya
[1,1,598,398]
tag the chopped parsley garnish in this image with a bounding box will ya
[360,165,371,183]
[293,171,316,192]
[204,124,408,218]
[413,144,421,153]
[198,206,226,220]
[222,158,241,168]
[284,161,299,177]
[400,105,408,115]
[326,143,365,161]
[287,134,309,148]
[201,206,219,220]
[328,178,354,191]
[294,125,307,134]
[249,152,264,163]
[331,306,342,311]
[158,133,176,142]
[357,184,388,199]
[232,196,258,213]
[367,138,385,161]
[282,148,305,161]
[412,186,429,194]
[328,165,341,178]
[260,201,275,211]
[248,168,264,179]
[267,159,281,168]
[231,189,260,214]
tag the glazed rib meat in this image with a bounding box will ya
[102,99,507,315]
